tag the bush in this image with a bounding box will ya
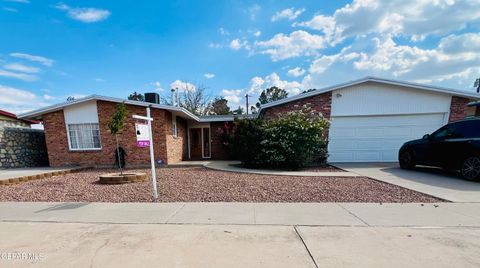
[223,106,329,170]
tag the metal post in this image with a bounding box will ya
[245,94,250,115]
[147,106,158,200]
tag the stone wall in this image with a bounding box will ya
[0,127,48,168]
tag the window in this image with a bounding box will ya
[67,123,101,150]
[172,116,177,137]
[451,120,480,138]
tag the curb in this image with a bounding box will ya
[0,167,92,186]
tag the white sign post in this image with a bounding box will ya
[133,106,158,201]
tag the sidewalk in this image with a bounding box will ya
[1,202,480,227]
[170,160,358,177]
[1,202,480,268]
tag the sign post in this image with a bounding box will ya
[133,106,158,201]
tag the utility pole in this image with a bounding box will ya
[245,94,250,115]
[475,78,480,93]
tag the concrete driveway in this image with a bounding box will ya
[334,163,480,202]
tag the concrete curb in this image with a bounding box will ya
[0,167,92,186]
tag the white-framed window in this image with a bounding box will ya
[67,123,101,150]
[172,116,178,137]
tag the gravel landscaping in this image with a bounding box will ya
[0,167,442,203]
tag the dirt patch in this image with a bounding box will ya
[0,167,443,203]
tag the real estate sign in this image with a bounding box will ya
[135,123,150,147]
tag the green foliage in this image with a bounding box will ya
[223,105,329,170]
[128,92,145,101]
[232,106,244,115]
[209,97,230,115]
[109,103,127,135]
[255,86,288,108]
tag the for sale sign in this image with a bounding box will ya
[135,123,150,147]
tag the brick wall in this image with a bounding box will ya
[43,101,175,167]
[165,112,188,163]
[261,92,332,119]
[448,96,472,122]
[210,121,230,160]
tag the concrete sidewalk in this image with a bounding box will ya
[1,202,480,268]
[204,160,358,177]
[1,202,480,227]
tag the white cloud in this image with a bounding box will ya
[287,67,306,77]
[204,73,215,79]
[246,72,304,96]
[3,63,40,73]
[150,81,163,91]
[208,43,222,49]
[272,7,305,22]
[0,69,37,81]
[230,38,250,51]
[170,80,196,92]
[218,27,229,36]
[253,30,261,37]
[43,94,55,100]
[94,78,105,82]
[9,52,53,67]
[296,0,480,45]
[247,4,261,20]
[221,89,243,107]
[0,85,51,113]
[54,2,111,23]
[255,30,326,61]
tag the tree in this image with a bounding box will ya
[302,88,316,94]
[67,96,76,102]
[179,84,210,115]
[232,106,244,115]
[255,86,288,108]
[128,92,145,101]
[208,97,230,115]
[108,103,127,174]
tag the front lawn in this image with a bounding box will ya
[0,167,442,203]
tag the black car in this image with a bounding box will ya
[398,118,480,181]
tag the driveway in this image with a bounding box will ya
[334,163,480,202]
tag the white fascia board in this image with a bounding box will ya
[258,76,480,113]
[18,94,201,121]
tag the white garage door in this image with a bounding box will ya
[328,113,446,162]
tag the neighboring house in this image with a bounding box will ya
[18,76,480,167]
[0,110,38,128]
[259,77,480,162]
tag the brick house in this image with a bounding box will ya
[19,77,480,166]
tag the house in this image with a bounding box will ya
[258,77,480,162]
[0,109,39,128]
[18,76,480,167]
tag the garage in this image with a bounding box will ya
[328,113,446,162]
[259,77,480,163]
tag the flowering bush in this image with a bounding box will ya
[223,106,330,170]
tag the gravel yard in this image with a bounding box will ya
[0,167,442,203]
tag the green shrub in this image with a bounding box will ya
[223,106,329,170]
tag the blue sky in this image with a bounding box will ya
[1,0,480,113]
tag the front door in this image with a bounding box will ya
[190,128,202,158]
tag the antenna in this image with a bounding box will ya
[245,94,250,115]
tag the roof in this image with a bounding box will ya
[0,109,39,124]
[259,76,480,112]
[17,95,256,122]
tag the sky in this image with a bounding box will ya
[1,0,480,113]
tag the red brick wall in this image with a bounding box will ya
[210,121,230,160]
[448,96,472,122]
[165,112,188,163]
[43,101,175,167]
[261,92,332,119]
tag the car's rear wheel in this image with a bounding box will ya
[461,156,480,181]
[399,150,416,169]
